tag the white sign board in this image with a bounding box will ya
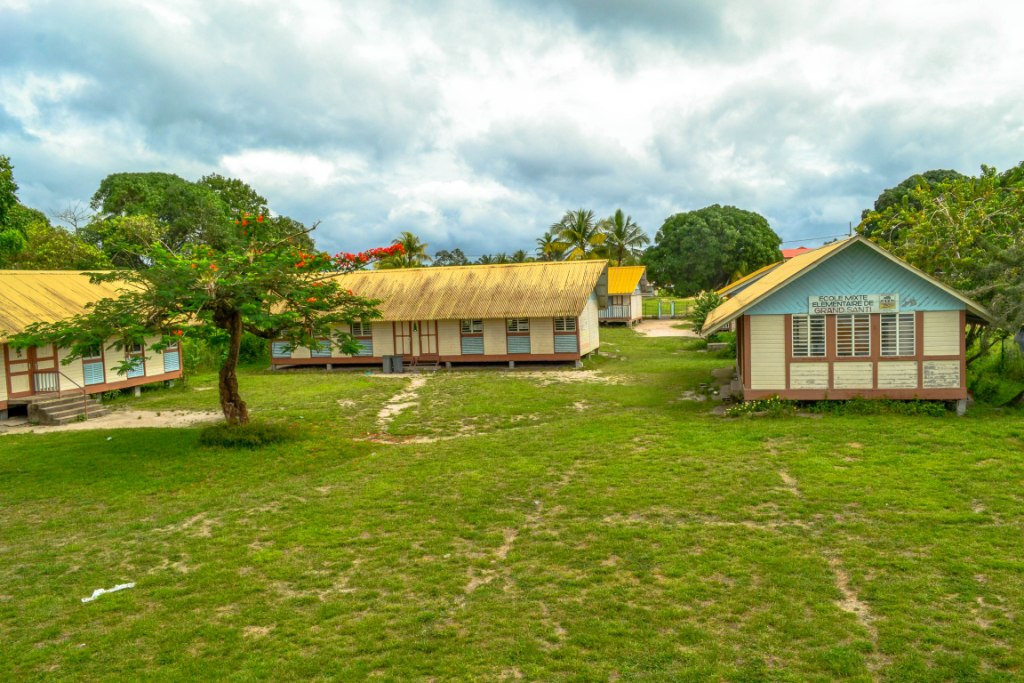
[808,294,899,315]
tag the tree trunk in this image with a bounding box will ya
[218,309,249,425]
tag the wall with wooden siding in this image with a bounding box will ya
[144,335,165,377]
[878,361,918,389]
[483,319,507,355]
[438,320,461,356]
[789,362,828,389]
[833,362,873,389]
[749,315,785,389]
[579,293,600,355]
[631,293,643,320]
[748,241,964,315]
[530,317,554,354]
[371,323,395,357]
[0,350,7,403]
[923,311,960,356]
[58,346,85,388]
[923,360,960,389]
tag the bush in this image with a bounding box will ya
[806,398,947,416]
[198,421,295,449]
[725,396,796,417]
[690,290,726,334]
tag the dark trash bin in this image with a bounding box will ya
[383,355,404,374]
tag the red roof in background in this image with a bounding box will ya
[781,246,812,260]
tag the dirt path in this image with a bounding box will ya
[0,409,222,435]
[633,319,699,338]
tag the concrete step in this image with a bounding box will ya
[50,410,109,426]
[43,406,108,420]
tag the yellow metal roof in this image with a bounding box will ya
[701,237,993,334]
[334,260,608,321]
[0,270,128,341]
[607,266,646,295]
[715,261,783,297]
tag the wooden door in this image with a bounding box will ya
[5,344,58,398]
[417,321,437,355]
[393,322,413,356]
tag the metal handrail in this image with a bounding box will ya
[30,366,92,420]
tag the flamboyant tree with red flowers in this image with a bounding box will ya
[11,216,402,425]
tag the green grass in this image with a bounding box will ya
[2,327,1022,681]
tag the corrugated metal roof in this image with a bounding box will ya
[607,266,646,295]
[334,260,608,321]
[0,270,128,340]
[715,261,782,297]
[701,236,993,333]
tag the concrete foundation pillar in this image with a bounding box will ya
[133,386,142,397]
[0,409,8,420]
[509,360,515,369]
[956,398,968,416]
[445,361,452,369]
[575,360,583,369]
[326,364,333,371]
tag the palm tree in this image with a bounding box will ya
[535,230,566,261]
[599,209,649,266]
[378,231,432,268]
[511,249,531,263]
[552,208,604,260]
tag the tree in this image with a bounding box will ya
[599,209,649,266]
[11,218,403,425]
[858,162,1024,350]
[378,231,432,268]
[199,173,314,250]
[511,249,531,263]
[88,172,231,252]
[432,248,469,266]
[643,205,782,295]
[552,209,604,260]
[0,155,29,263]
[6,208,111,270]
[859,169,967,240]
[535,230,566,261]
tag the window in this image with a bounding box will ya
[506,318,529,333]
[554,316,576,332]
[83,346,103,361]
[351,321,372,337]
[836,314,870,357]
[461,319,483,334]
[881,313,915,356]
[83,345,105,386]
[792,315,826,357]
[126,342,145,378]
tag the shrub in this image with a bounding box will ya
[198,420,295,449]
[807,399,947,416]
[725,396,796,417]
[690,290,726,334]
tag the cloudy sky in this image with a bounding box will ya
[2,0,1022,259]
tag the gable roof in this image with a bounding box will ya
[715,261,782,297]
[334,260,608,321]
[701,236,993,334]
[607,266,646,295]
[0,270,127,341]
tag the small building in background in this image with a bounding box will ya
[702,237,991,401]
[599,265,647,325]
[271,260,608,369]
[0,271,183,421]
[781,246,813,260]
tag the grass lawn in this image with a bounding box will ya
[641,296,692,319]
[2,328,1023,681]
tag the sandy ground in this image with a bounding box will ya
[0,409,222,436]
[633,319,700,338]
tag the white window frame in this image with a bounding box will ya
[461,319,483,334]
[351,321,372,337]
[791,315,826,358]
[881,313,915,357]
[836,314,871,357]
[506,318,530,333]
[554,316,576,332]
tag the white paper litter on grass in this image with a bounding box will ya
[81,582,135,603]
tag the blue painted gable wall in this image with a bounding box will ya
[748,242,963,315]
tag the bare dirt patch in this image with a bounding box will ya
[778,470,801,497]
[376,375,427,429]
[514,370,622,387]
[0,410,222,435]
[634,319,699,338]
